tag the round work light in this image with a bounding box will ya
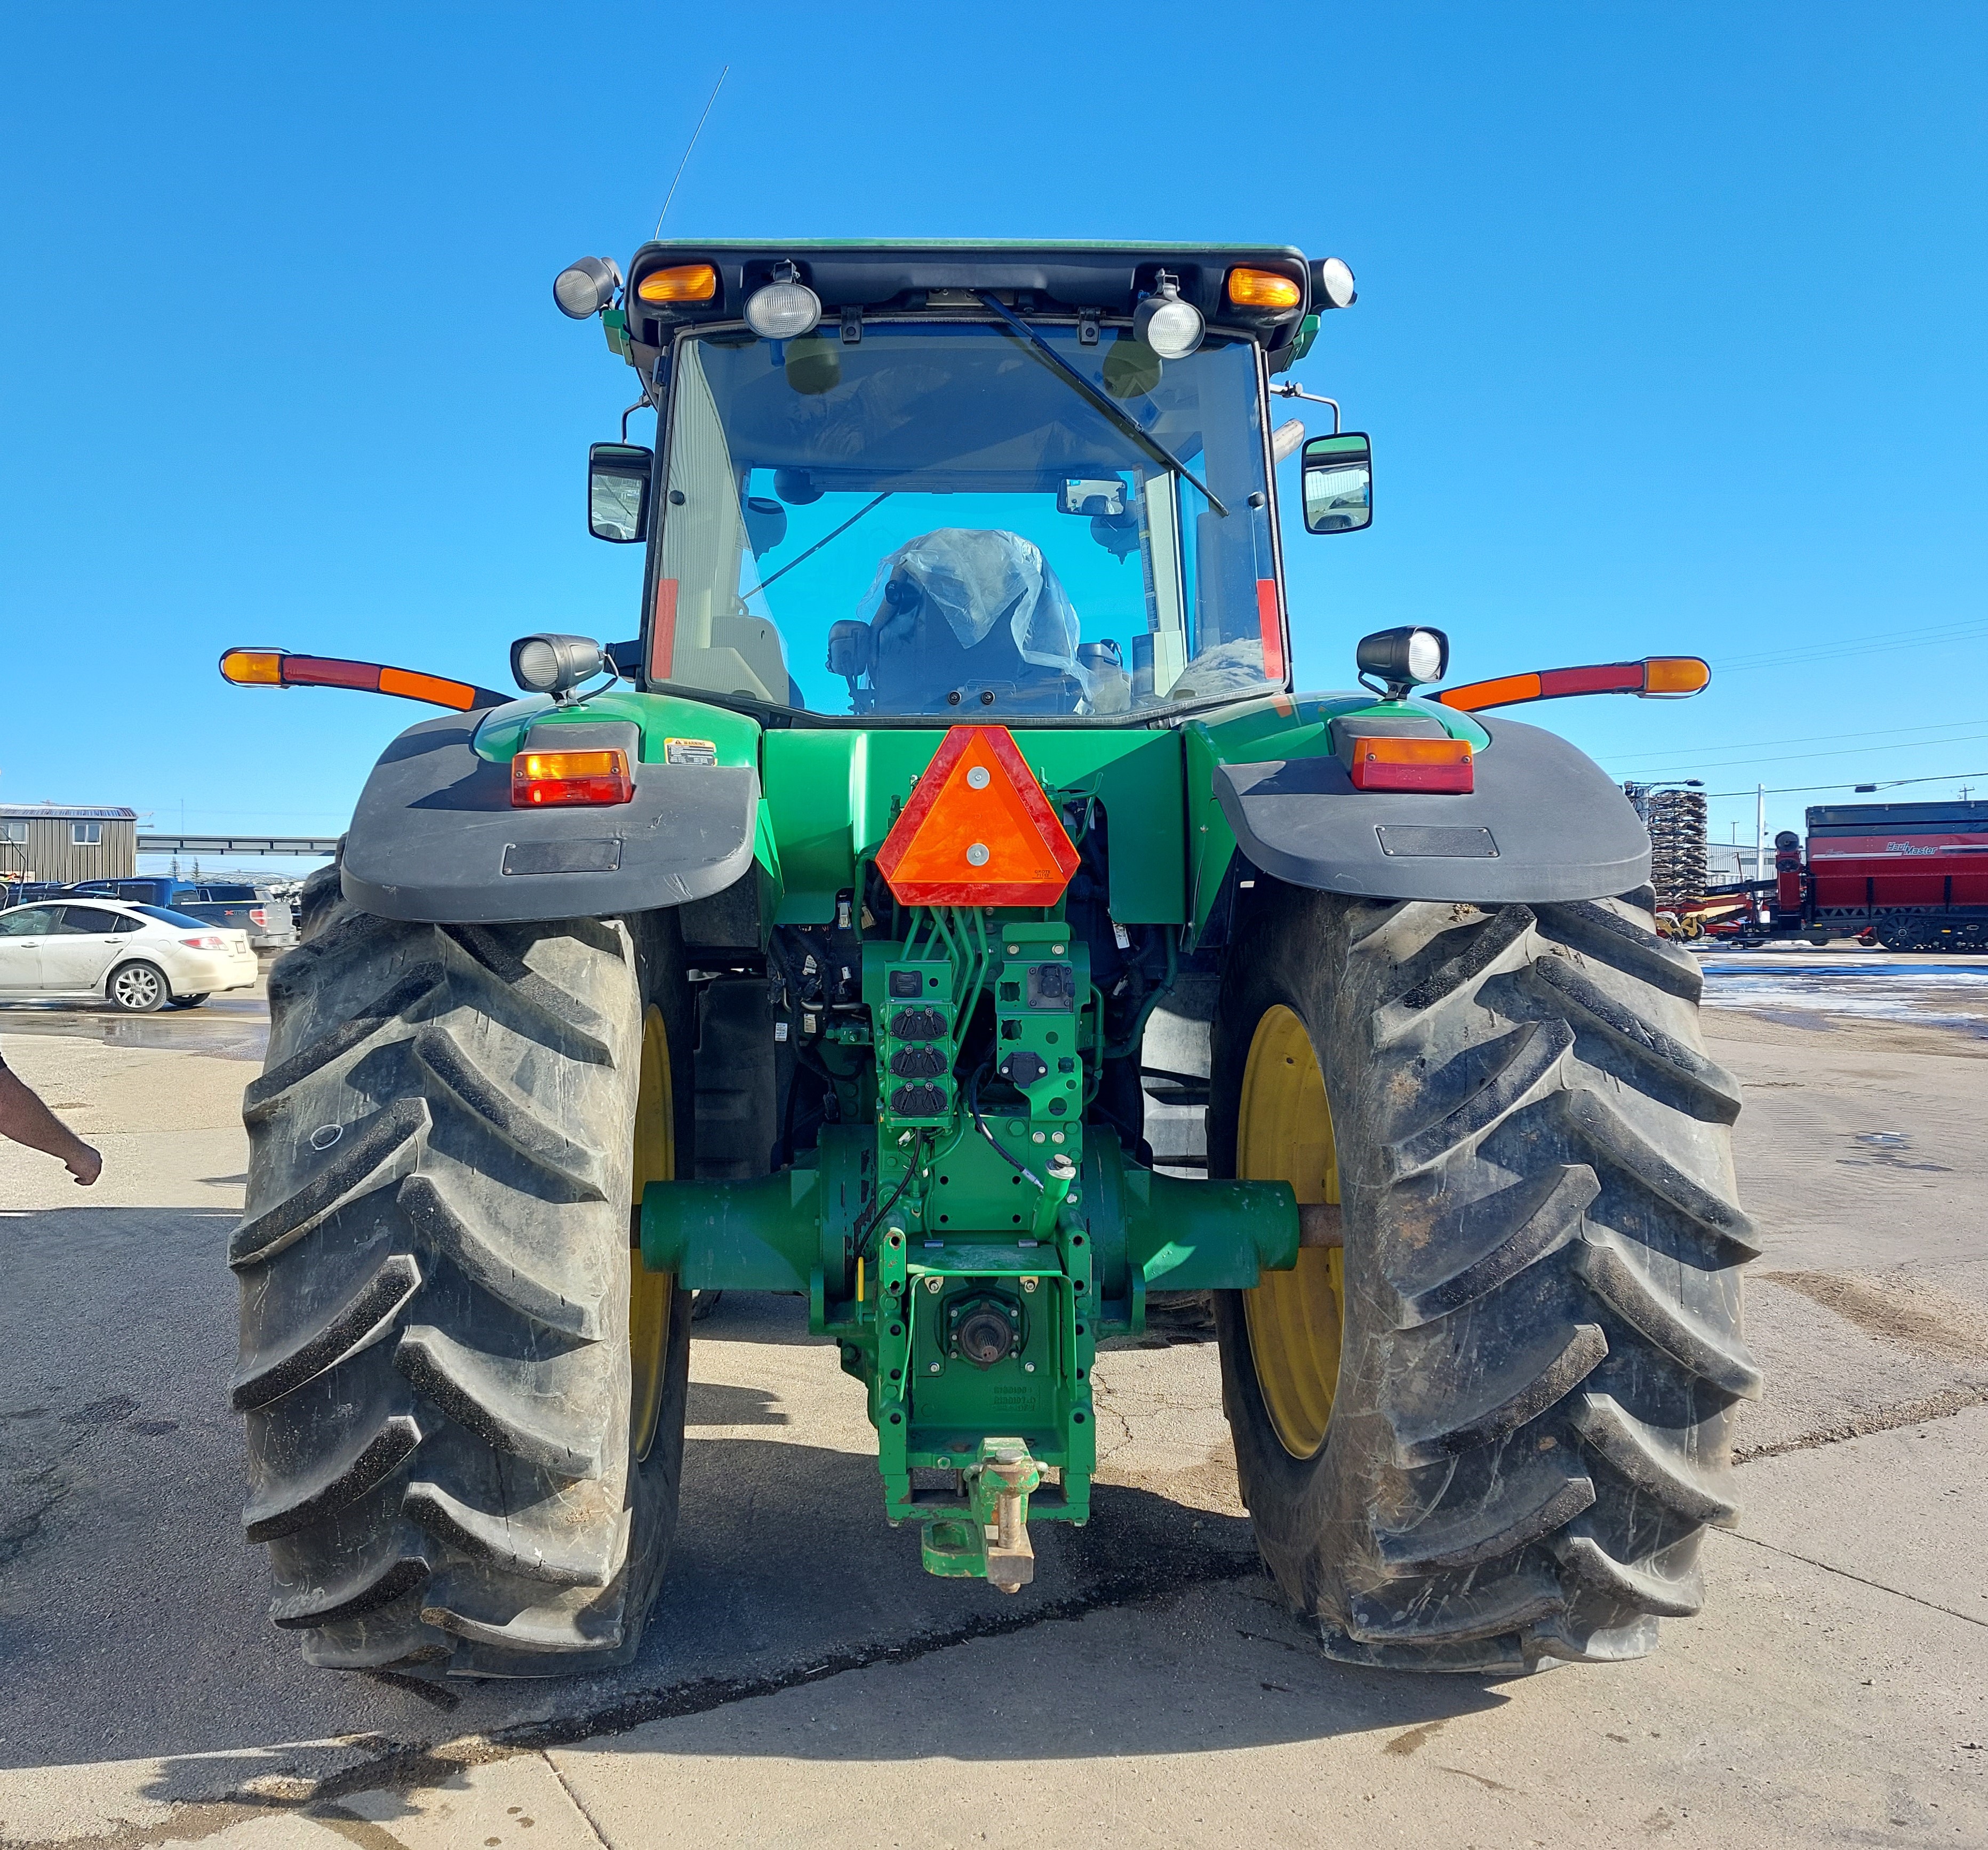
[1132,274,1204,360]
[744,263,823,340]
[553,256,621,320]
[1313,257,1358,310]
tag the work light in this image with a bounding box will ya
[553,256,621,320]
[510,633,605,697]
[1132,273,1204,360]
[744,263,823,340]
[1355,626,1450,698]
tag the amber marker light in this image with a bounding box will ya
[636,262,719,305]
[510,748,635,808]
[1643,656,1712,696]
[219,648,285,685]
[1226,266,1303,311]
[1346,735,1475,793]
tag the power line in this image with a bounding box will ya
[1714,617,1988,675]
[1608,716,1988,769]
[1610,731,1988,776]
[1695,770,1988,799]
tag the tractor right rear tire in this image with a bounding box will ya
[231,866,695,1675]
[1210,883,1758,1673]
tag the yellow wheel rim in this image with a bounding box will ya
[1239,1003,1345,1461]
[629,1004,676,1462]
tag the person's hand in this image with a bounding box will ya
[65,1142,101,1187]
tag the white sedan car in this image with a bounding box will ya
[0,898,259,1012]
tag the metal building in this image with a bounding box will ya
[0,804,139,887]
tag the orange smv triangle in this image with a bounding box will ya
[876,725,1080,907]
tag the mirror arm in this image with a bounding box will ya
[620,388,659,443]
[1268,381,1340,433]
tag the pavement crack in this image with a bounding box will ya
[1437,1763,1517,1793]
[1719,1529,1988,1630]
[543,1751,613,1848]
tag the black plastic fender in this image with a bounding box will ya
[1213,713,1649,904]
[340,713,759,923]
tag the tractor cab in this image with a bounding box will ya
[573,245,1361,722]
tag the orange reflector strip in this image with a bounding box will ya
[1346,735,1474,793]
[876,727,1080,906]
[1433,672,1541,713]
[1226,266,1303,311]
[378,666,483,711]
[510,748,635,808]
[636,262,718,304]
[1643,656,1712,696]
[219,648,284,685]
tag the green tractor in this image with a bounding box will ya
[223,240,1754,1679]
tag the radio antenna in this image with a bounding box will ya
[651,66,729,241]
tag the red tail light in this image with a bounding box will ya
[510,748,635,807]
[1345,735,1475,793]
[179,935,226,950]
[249,907,267,927]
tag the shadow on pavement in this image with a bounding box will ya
[2,1218,1496,1811]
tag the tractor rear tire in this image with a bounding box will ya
[231,865,695,1676]
[1210,883,1757,1672]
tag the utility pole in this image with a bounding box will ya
[1755,784,1766,884]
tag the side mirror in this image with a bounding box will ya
[1300,433,1372,535]
[588,443,653,543]
[826,620,873,681]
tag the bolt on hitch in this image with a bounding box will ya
[920,1438,1043,1593]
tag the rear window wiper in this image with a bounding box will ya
[974,292,1228,517]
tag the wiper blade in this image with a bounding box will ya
[741,492,892,601]
[974,292,1228,517]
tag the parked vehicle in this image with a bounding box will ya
[0,899,258,1011]
[216,237,1745,1684]
[66,878,296,948]
[0,880,68,910]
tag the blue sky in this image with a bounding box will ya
[2,2,1983,876]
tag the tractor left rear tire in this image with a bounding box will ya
[232,866,694,1675]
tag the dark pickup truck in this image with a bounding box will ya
[62,879,297,948]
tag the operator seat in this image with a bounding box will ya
[860,529,1084,715]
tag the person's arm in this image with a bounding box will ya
[0,1058,100,1185]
